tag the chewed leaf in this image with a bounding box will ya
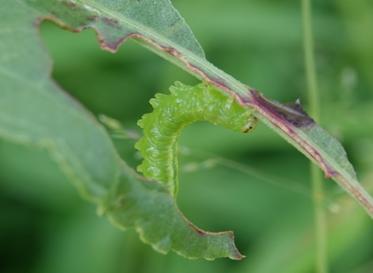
[106,166,243,260]
[0,0,242,260]
[25,0,205,57]
[22,0,372,218]
[1,0,373,263]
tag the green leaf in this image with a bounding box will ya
[1,0,373,261]
[249,91,373,216]
[0,0,242,260]
[25,0,372,216]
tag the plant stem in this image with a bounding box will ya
[301,0,328,273]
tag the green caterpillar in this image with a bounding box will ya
[135,82,258,195]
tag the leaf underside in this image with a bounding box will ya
[0,0,372,261]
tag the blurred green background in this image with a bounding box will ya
[1,0,373,272]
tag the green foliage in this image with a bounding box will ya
[0,0,373,267]
[0,0,243,260]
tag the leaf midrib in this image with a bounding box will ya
[79,0,251,97]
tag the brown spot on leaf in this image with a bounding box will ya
[249,89,314,128]
[87,15,98,21]
[102,17,120,28]
[188,223,207,237]
[245,89,339,178]
[210,77,231,91]
[161,46,181,57]
[99,35,129,52]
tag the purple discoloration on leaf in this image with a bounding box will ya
[98,34,129,52]
[24,0,373,247]
[187,223,208,237]
[244,89,339,179]
[249,89,314,128]
[209,77,231,92]
[30,13,246,259]
[37,4,373,220]
[102,17,120,28]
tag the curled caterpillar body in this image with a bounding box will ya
[135,82,257,195]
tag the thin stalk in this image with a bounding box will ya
[302,1,328,273]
